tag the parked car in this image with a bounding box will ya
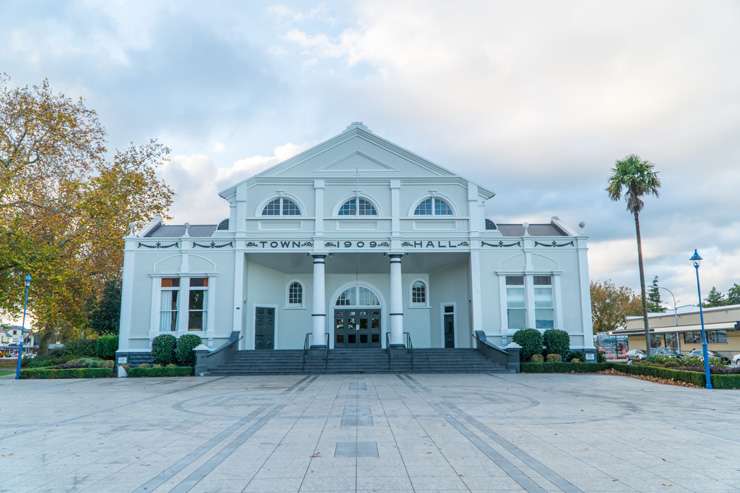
[732,354,740,367]
[649,347,681,357]
[627,349,646,361]
[684,348,719,359]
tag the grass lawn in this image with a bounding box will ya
[0,369,15,377]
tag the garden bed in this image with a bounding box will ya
[127,365,193,377]
[20,367,113,379]
[521,361,740,389]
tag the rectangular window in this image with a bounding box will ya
[188,277,208,332]
[683,331,701,344]
[534,276,554,329]
[506,276,526,330]
[159,278,180,332]
[709,330,727,343]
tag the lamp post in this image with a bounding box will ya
[689,250,712,389]
[15,273,32,380]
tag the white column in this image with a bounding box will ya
[390,179,400,236]
[311,255,327,347]
[577,238,595,348]
[389,254,404,346]
[233,250,245,337]
[117,239,137,352]
[469,250,482,338]
[314,179,325,236]
[525,273,536,329]
[553,274,564,331]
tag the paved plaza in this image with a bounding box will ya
[2,373,740,493]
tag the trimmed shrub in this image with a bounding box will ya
[152,334,177,365]
[512,329,543,361]
[59,357,114,369]
[62,339,97,357]
[543,329,570,356]
[20,367,113,379]
[571,358,582,363]
[22,354,66,368]
[95,335,118,360]
[522,362,612,373]
[712,374,740,389]
[128,365,193,377]
[611,363,705,386]
[546,353,562,362]
[564,350,585,362]
[596,351,607,363]
[530,354,544,363]
[175,334,202,366]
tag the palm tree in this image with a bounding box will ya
[607,154,661,354]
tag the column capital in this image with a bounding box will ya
[388,253,404,261]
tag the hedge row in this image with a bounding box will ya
[20,367,113,379]
[521,362,612,373]
[521,362,740,389]
[127,366,193,378]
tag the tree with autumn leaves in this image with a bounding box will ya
[0,75,172,351]
[590,280,643,333]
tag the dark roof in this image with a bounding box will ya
[145,224,218,238]
[496,223,568,237]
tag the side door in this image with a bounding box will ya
[255,306,275,350]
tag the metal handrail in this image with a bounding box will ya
[302,332,311,370]
[385,332,392,369]
[403,331,414,371]
[302,332,331,370]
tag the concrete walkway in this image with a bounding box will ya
[2,373,739,492]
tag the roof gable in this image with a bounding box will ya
[220,123,493,198]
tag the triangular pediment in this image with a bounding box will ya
[318,151,397,173]
[219,123,494,199]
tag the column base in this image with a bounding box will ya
[310,344,328,349]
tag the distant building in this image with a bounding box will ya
[614,304,740,357]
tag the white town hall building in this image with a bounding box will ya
[116,123,595,370]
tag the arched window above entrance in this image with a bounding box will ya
[413,196,453,216]
[261,197,301,216]
[337,196,378,216]
[335,286,380,306]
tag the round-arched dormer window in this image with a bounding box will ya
[338,197,377,216]
[413,197,453,216]
[262,197,301,216]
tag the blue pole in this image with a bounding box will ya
[693,263,712,389]
[15,274,31,380]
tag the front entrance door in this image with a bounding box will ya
[334,309,381,348]
[443,305,455,348]
[255,306,275,349]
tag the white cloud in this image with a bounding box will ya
[159,143,305,223]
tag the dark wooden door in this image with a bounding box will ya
[255,307,275,349]
[334,309,381,348]
[443,305,455,348]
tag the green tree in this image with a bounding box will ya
[0,75,172,352]
[646,275,666,313]
[88,279,121,334]
[704,286,726,308]
[590,280,643,333]
[607,154,661,353]
[726,283,740,305]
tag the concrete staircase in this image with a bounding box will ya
[206,347,509,375]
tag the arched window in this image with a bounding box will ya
[338,197,377,216]
[414,197,453,216]
[335,286,380,306]
[287,281,303,305]
[411,280,427,305]
[262,197,301,216]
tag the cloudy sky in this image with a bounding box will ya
[2,0,739,306]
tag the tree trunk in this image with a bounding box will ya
[38,328,52,356]
[634,211,651,353]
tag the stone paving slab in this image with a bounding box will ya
[2,373,740,492]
